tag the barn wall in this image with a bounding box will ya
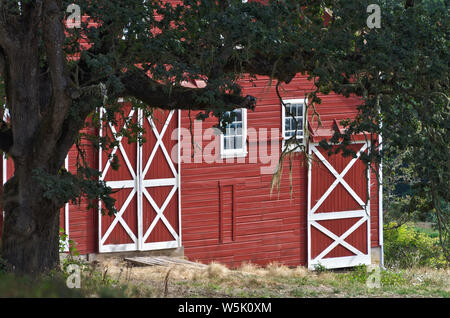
[66,143,98,255]
[179,74,379,267]
[0,82,380,266]
[370,166,380,248]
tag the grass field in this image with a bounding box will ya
[0,257,448,297]
[94,258,449,298]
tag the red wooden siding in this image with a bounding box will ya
[0,73,381,267]
[0,0,381,267]
[370,165,380,247]
[179,74,380,267]
[0,156,14,238]
[65,127,98,254]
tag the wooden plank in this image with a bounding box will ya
[124,256,207,268]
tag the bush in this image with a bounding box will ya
[0,266,136,298]
[384,222,446,269]
[0,272,84,297]
[346,265,406,287]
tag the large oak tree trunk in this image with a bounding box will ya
[0,7,70,274]
[1,174,61,274]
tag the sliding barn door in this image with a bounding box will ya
[98,106,180,253]
[307,142,371,269]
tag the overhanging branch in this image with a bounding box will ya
[119,68,257,111]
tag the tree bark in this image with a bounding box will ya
[1,176,61,275]
[0,1,67,275]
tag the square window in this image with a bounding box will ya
[282,99,307,151]
[221,108,247,158]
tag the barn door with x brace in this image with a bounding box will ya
[98,106,181,253]
[307,141,371,269]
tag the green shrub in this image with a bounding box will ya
[0,255,7,274]
[346,264,407,288]
[313,263,328,274]
[384,222,446,269]
[0,272,84,298]
[0,266,136,298]
[347,264,369,284]
[381,270,406,287]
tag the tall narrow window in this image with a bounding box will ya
[282,99,306,150]
[221,108,247,158]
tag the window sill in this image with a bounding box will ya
[282,140,306,153]
[220,151,248,159]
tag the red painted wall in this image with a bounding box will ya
[65,127,99,255]
[179,74,380,267]
[0,73,380,267]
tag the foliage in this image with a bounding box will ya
[0,266,140,298]
[59,228,85,273]
[0,255,7,274]
[0,233,143,298]
[384,222,447,269]
[313,263,328,274]
[347,264,407,287]
[382,149,425,224]
[0,272,85,297]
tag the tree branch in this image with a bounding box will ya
[119,68,257,111]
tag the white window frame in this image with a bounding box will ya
[220,108,247,159]
[281,98,307,152]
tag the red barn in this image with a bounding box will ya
[0,0,384,270]
[1,72,383,270]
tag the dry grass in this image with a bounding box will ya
[92,258,449,298]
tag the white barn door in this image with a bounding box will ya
[98,106,181,253]
[307,141,371,269]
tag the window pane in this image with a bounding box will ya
[285,118,291,131]
[230,122,242,131]
[224,136,234,150]
[234,109,242,121]
[287,104,293,116]
[298,104,303,116]
[293,104,299,116]
[234,136,243,149]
